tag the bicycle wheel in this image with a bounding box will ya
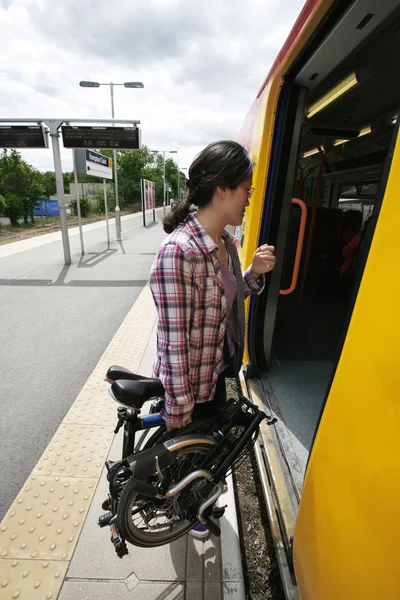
[139,412,225,452]
[117,442,217,547]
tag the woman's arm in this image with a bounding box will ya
[243,266,265,298]
[243,244,276,298]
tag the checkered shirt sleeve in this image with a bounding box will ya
[243,266,265,296]
[149,243,195,426]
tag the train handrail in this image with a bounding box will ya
[280,198,307,296]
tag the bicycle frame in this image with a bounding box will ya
[121,397,265,482]
[117,407,165,458]
[100,386,271,555]
[116,393,267,464]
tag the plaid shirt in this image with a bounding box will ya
[149,213,265,425]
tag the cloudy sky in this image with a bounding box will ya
[1,0,305,174]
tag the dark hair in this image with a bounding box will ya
[163,140,253,233]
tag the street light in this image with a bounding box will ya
[80,81,144,89]
[79,80,144,240]
[151,149,177,211]
[178,167,188,201]
[124,82,145,89]
[79,81,100,87]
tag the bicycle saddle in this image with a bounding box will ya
[106,365,151,382]
[110,378,165,409]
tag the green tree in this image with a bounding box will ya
[63,171,75,192]
[0,150,46,224]
[0,193,5,215]
[165,158,179,198]
[41,171,57,198]
[3,193,23,226]
[61,146,180,212]
[92,184,116,213]
[70,196,91,217]
[0,150,29,225]
[142,153,164,206]
[24,167,45,223]
[116,146,155,207]
[116,147,181,208]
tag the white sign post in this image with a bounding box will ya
[73,151,85,255]
[74,149,113,249]
[103,179,110,244]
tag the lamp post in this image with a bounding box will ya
[151,149,177,211]
[79,80,144,240]
[178,167,188,201]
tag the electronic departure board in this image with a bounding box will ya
[0,125,48,148]
[61,126,140,150]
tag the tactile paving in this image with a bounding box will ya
[32,425,114,478]
[62,388,116,426]
[0,476,97,561]
[0,559,68,600]
[1,284,158,598]
[103,329,153,373]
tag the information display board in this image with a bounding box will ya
[0,125,48,148]
[62,126,140,150]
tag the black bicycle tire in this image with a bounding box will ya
[138,423,167,452]
[117,443,215,547]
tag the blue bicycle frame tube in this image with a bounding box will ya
[140,414,165,429]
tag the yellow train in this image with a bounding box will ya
[236,1,400,598]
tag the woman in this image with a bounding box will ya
[149,141,276,537]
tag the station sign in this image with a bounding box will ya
[74,149,113,180]
[0,125,48,148]
[62,126,140,150]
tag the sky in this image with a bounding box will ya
[0,0,306,174]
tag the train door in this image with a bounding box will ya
[248,3,400,494]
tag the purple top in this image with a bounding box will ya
[218,251,237,372]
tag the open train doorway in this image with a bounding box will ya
[253,4,400,493]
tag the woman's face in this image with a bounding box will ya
[223,175,253,226]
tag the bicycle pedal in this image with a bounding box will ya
[98,511,113,528]
[111,535,129,558]
[102,498,111,511]
[212,506,227,519]
[109,521,129,558]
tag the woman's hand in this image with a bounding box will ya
[251,244,276,279]
[165,415,192,433]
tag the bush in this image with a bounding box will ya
[93,186,115,213]
[123,202,142,214]
[3,194,23,226]
[70,196,91,217]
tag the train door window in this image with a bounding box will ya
[256,6,400,493]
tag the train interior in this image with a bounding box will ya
[261,4,400,492]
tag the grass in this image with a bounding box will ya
[0,204,147,244]
[1,218,58,231]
